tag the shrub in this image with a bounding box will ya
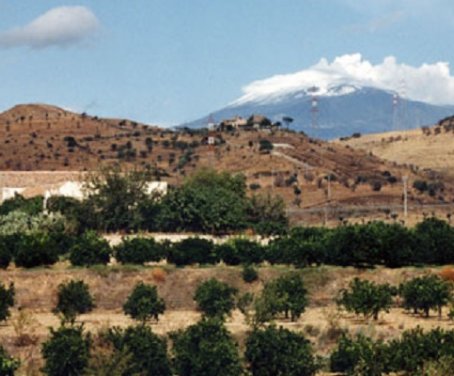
[0,345,20,376]
[69,231,111,266]
[123,282,165,323]
[167,238,217,266]
[230,238,265,265]
[413,179,428,192]
[371,181,382,191]
[399,275,450,317]
[258,139,273,153]
[194,279,237,319]
[115,237,166,265]
[439,267,454,282]
[41,325,90,376]
[0,282,14,323]
[55,280,95,323]
[0,237,12,269]
[0,194,43,216]
[217,239,265,266]
[15,233,59,268]
[246,325,318,376]
[151,267,167,283]
[242,264,259,283]
[171,318,242,376]
[216,243,241,265]
[337,278,396,320]
[106,325,171,376]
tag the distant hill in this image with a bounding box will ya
[2,103,454,224]
[187,86,454,139]
[335,120,454,182]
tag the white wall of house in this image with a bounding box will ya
[1,187,26,202]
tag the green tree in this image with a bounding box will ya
[55,280,95,323]
[0,282,14,323]
[337,278,396,320]
[69,230,111,266]
[123,282,165,323]
[41,325,90,376]
[326,224,381,267]
[255,272,308,323]
[386,327,454,374]
[330,333,387,376]
[171,318,242,376]
[106,325,171,376]
[399,275,450,317]
[414,217,454,264]
[282,116,294,129]
[83,165,159,232]
[0,345,20,376]
[245,325,318,376]
[247,193,288,236]
[157,169,248,234]
[194,279,237,319]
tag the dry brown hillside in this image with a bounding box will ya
[1,104,454,224]
[335,120,454,180]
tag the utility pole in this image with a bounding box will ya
[403,175,408,219]
[324,174,331,226]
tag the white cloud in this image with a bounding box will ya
[231,54,454,106]
[0,6,100,49]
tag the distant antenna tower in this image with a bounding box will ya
[392,92,400,131]
[398,79,407,130]
[311,95,319,130]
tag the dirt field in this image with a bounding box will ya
[0,264,451,374]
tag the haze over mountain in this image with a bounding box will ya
[188,54,454,139]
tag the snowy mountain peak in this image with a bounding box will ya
[230,54,454,107]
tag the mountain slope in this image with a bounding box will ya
[188,86,454,139]
[188,54,454,139]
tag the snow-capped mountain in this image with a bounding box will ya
[186,54,454,139]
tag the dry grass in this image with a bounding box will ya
[336,127,454,180]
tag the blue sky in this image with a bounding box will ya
[0,0,453,125]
